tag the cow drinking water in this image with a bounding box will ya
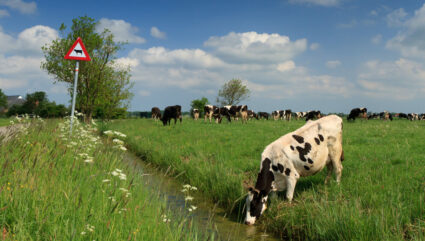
[244,115,344,225]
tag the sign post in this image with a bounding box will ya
[64,37,91,135]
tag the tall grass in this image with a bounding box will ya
[104,118,425,240]
[0,118,211,240]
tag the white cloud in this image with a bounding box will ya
[326,60,341,68]
[387,4,425,58]
[358,58,425,99]
[371,34,382,44]
[288,0,341,7]
[0,25,58,56]
[0,9,9,17]
[386,8,407,27]
[277,61,296,72]
[310,43,319,50]
[204,31,307,64]
[150,26,166,39]
[97,18,146,44]
[0,0,36,14]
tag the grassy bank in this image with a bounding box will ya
[104,118,425,240]
[0,119,211,240]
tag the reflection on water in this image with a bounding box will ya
[123,152,280,241]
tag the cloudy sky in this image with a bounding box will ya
[1,0,425,113]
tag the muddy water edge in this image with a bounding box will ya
[123,152,280,241]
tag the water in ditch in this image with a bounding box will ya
[123,152,280,241]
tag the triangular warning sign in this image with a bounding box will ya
[64,37,91,61]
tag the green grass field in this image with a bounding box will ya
[104,118,425,240]
[0,118,11,127]
[0,119,211,240]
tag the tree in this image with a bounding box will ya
[216,79,250,106]
[190,97,209,116]
[41,16,134,122]
[0,89,7,109]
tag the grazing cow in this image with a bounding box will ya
[239,105,249,123]
[284,109,292,121]
[347,107,367,121]
[192,108,200,120]
[295,112,307,120]
[395,113,408,119]
[161,105,182,126]
[272,110,282,120]
[204,105,218,123]
[244,115,344,225]
[367,113,380,120]
[247,110,259,120]
[213,107,232,123]
[258,112,269,120]
[151,107,161,121]
[420,114,425,120]
[408,113,419,121]
[382,111,393,121]
[305,110,322,121]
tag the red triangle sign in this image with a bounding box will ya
[64,37,91,61]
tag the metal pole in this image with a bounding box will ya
[70,61,79,135]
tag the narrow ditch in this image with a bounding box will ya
[123,151,280,241]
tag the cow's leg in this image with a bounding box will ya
[285,175,298,202]
[328,142,343,183]
[324,162,333,184]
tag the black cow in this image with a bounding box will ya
[151,107,161,121]
[305,110,322,121]
[284,109,292,121]
[347,107,367,121]
[213,107,232,123]
[258,112,269,120]
[395,113,408,119]
[161,105,182,126]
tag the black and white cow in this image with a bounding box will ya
[161,105,182,126]
[213,107,232,123]
[244,115,344,225]
[247,110,259,120]
[192,108,200,120]
[408,113,419,121]
[258,112,269,120]
[347,107,367,121]
[295,112,307,120]
[151,107,161,121]
[272,110,282,120]
[204,105,218,123]
[305,110,322,121]
[420,114,425,120]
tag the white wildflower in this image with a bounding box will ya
[119,173,127,180]
[111,171,119,176]
[113,139,124,145]
[119,187,128,192]
[190,205,197,210]
[125,192,131,197]
[84,159,93,163]
[81,231,86,235]
[102,179,110,183]
[115,168,122,173]
[119,145,127,151]
[185,196,194,201]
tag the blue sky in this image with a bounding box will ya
[1,0,425,113]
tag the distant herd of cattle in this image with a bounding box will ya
[151,105,425,126]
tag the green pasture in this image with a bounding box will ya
[104,118,425,240]
[0,119,210,240]
[0,118,11,127]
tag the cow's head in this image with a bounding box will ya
[245,158,274,225]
